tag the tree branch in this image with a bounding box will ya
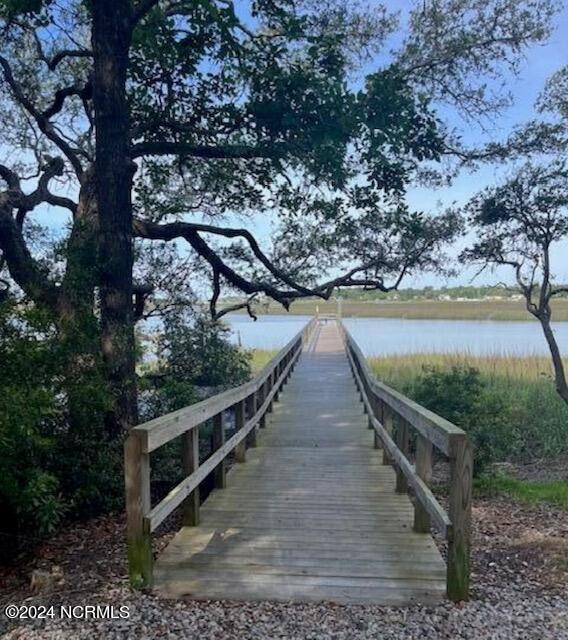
[0,54,84,178]
[46,49,92,71]
[133,218,404,314]
[41,82,92,120]
[0,203,58,308]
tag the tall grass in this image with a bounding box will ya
[250,348,278,373]
[371,352,564,384]
[369,353,568,468]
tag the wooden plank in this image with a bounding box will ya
[395,417,409,494]
[414,434,433,533]
[234,399,246,462]
[447,437,473,601]
[124,431,152,588]
[258,384,266,429]
[382,402,393,463]
[156,558,446,580]
[161,545,444,562]
[167,527,438,549]
[181,428,200,526]
[154,579,445,606]
[246,393,258,448]
[154,569,446,591]
[211,412,226,489]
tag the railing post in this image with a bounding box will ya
[212,411,226,489]
[259,383,267,428]
[266,375,274,413]
[394,417,409,493]
[181,428,200,526]
[413,434,433,532]
[382,406,393,465]
[372,397,381,449]
[125,431,153,588]
[273,367,280,403]
[246,393,257,448]
[234,399,246,462]
[447,437,473,601]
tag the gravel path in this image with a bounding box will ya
[1,582,567,640]
[1,494,567,639]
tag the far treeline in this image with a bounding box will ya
[334,285,568,301]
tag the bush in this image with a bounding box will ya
[371,354,568,475]
[140,312,251,420]
[140,311,252,491]
[0,300,120,558]
[410,364,513,474]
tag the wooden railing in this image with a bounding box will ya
[339,322,473,602]
[124,317,317,588]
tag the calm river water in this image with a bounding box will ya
[227,314,568,356]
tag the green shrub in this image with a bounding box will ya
[409,364,514,473]
[371,354,568,474]
[140,312,252,491]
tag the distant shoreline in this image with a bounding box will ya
[227,299,568,322]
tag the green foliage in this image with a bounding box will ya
[0,297,253,555]
[410,364,510,473]
[141,312,251,420]
[0,298,119,557]
[0,300,64,546]
[140,311,252,490]
[371,355,568,475]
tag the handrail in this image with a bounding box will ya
[339,321,473,602]
[124,317,317,588]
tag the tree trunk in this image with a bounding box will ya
[91,2,138,436]
[56,167,105,434]
[537,311,568,404]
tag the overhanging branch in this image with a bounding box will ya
[133,218,404,317]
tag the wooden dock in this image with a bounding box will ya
[125,318,472,604]
[151,322,447,604]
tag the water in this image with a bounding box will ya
[227,314,313,350]
[226,314,568,357]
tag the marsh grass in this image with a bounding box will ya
[370,352,564,384]
[369,353,568,469]
[250,348,278,373]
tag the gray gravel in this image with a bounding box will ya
[2,492,567,639]
[2,582,567,640]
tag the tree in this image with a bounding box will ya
[0,0,559,437]
[462,161,568,402]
